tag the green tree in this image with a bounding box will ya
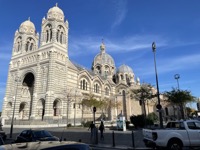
[164,88,195,119]
[130,83,156,118]
[81,94,106,120]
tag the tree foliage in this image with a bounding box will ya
[130,83,156,101]
[81,94,101,108]
[164,88,195,104]
[130,83,156,117]
[164,88,195,119]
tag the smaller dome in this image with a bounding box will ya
[117,64,133,74]
[19,18,35,34]
[47,4,64,21]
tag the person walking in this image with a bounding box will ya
[88,121,95,138]
[99,121,105,140]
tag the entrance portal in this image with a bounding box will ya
[22,73,35,119]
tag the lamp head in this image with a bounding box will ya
[152,42,156,52]
[174,74,180,80]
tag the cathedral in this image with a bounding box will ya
[2,4,171,126]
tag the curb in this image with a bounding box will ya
[90,144,152,150]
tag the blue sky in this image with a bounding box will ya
[0,0,200,111]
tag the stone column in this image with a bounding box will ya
[43,49,56,121]
[30,53,42,119]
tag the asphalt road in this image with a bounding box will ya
[2,126,148,150]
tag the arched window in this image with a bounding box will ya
[60,32,63,44]
[56,25,65,44]
[50,29,52,41]
[46,30,49,42]
[53,100,61,116]
[121,74,124,80]
[30,43,33,51]
[56,30,60,42]
[45,24,52,43]
[105,87,110,96]
[94,83,99,93]
[25,38,35,52]
[25,41,30,51]
[15,36,22,52]
[83,80,85,90]
[95,66,101,74]
[126,74,130,85]
[80,79,88,91]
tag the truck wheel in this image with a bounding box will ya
[167,140,182,150]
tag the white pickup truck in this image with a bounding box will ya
[143,120,200,150]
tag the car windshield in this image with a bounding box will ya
[33,130,52,138]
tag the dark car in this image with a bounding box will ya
[0,131,6,141]
[0,141,92,150]
[15,129,59,143]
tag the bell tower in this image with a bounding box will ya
[12,18,39,57]
[40,3,69,57]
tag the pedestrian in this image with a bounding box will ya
[99,121,105,140]
[88,121,95,138]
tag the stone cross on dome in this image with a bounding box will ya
[102,38,104,44]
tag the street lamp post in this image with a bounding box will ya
[174,74,180,119]
[174,74,180,90]
[152,42,163,128]
[10,76,21,138]
[174,74,185,119]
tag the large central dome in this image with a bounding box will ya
[93,43,115,67]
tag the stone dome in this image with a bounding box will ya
[19,19,35,34]
[93,52,115,67]
[47,4,64,21]
[93,43,115,67]
[117,64,133,74]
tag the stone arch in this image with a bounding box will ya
[6,102,12,118]
[22,72,35,119]
[53,99,61,116]
[19,102,28,119]
[37,99,45,120]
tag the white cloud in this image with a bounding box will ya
[68,34,167,56]
[138,53,200,77]
[159,54,200,73]
[111,1,127,29]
